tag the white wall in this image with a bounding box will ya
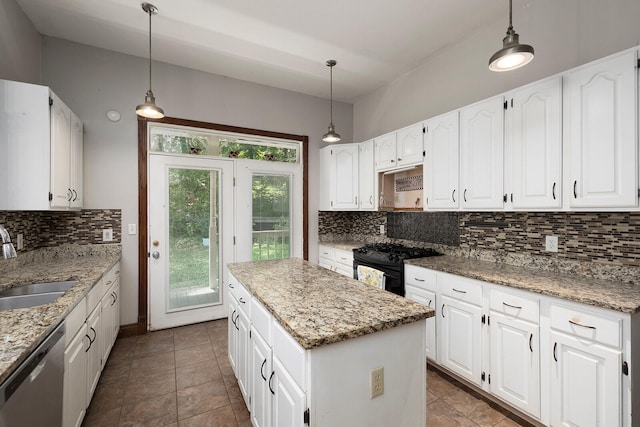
[353,0,640,141]
[0,0,41,84]
[41,37,353,325]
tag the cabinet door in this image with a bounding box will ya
[397,124,424,166]
[251,329,272,427]
[460,96,504,209]
[63,327,88,427]
[318,146,333,211]
[272,356,306,427]
[70,112,83,208]
[228,295,239,375]
[508,77,562,209]
[333,144,359,209]
[86,306,101,401]
[425,111,459,209]
[111,279,120,343]
[375,133,397,170]
[405,284,436,360]
[50,92,72,208]
[237,308,251,407]
[439,295,483,386]
[489,311,540,418]
[358,140,376,210]
[550,331,622,427]
[567,50,638,208]
[100,286,115,366]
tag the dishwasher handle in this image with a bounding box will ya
[0,322,64,407]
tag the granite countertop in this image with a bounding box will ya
[406,256,640,314]
[227,258,433,350]
[0,253,121,384]
[319,241,363,252]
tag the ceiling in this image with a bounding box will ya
[17,0,508,102]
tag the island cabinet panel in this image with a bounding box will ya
[227,262,430,427]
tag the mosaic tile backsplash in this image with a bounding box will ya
[319,211,640,267]
[0,209,122,253]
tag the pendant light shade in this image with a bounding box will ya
[322,60,341,143]
[136,3,165,119]
[489,0,534,72]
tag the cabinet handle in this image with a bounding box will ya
[397,158,401,162]
[441,304,445,318]
[390,159,395,163]
[239,297,246,304]
[510,193,513,203]
[268,371,275,395]
[502,302,522,310]
[427,299,432,307]
[234,313,240,330]
[452,189,456,203]
[552,182,556,200]
[503,194,507,203]
[463,189,467,202]
[89,327,97,343]
[569,319,596,330]
[231,309,237,327]
[529,333,533,352]
[105,280,113,286]
[414,277,425,282]
[452,288,467,294]
[573,180,577,198]
[72,189,78,201]
[85,334,92,352]
[369,195,373,205]
[229,283,235,289]
[355,196,358,205]
[67,189,73,202]
[261,359,267,381]
[553,342,558,362]
[110,292,118,306]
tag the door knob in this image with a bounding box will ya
[152,251,160,259]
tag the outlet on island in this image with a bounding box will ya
[370,366,384,399]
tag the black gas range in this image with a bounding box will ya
[352,243,441,296]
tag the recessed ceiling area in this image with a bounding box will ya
[16,0,507,102]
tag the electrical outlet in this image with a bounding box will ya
[370,366,384,399]
[102,228,113,242]
[16,234,23,251]
[379,225,385,235]
[128,224,137,235]
[545,235,558,252]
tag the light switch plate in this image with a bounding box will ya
[128,224,137,235]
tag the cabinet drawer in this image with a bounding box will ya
[236,282,251,317]
[318,245,335,260]
[550,304,622,348]
[440,273,483,305]
[490,289,539,324]
[102,262,120,289]
[86,280,103,315]
[228,273,240,300]
[273,321,306,389]
[405,265,437,292]
[252,298,272,343]
[65,298,86,347]
[334,248,353,267]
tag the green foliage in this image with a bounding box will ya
[169,168,213,239]
[220,140,296,162]
[169,237,212,289]
[152,134,208,155]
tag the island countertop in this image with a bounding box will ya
[227,258,434,350]
[406,255,640,314]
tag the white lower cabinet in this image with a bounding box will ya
[237,305,251,407]
[251,328,272,427]
[317,245,354,278]
[272,356,306,427]
[63,261,121,427]
[406,264,636,426]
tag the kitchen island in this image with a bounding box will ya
[227,258,433,427]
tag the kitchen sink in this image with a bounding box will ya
[0,292,65,311]
[0,280,77,297]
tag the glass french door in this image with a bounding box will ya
[148,154,233,330]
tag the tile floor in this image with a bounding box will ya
[83,318,529,427]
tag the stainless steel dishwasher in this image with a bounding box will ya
[0,322,65,427]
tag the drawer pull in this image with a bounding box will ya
[569,319,596,330]
[529,333,533,352]
[229,283,235,289]
[502,302,522,310]
[105,280,112,286]
[414,277,425,282]
[260,359,267,381]
[452,288,467,294]
[553,342,558,362]
[239,297,246,304]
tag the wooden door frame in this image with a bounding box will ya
[137,116,309,334]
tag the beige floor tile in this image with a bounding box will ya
[176,358,222,390]
[134,334,174,357]
[124,370,177,405]
[107,337,137,366]
[230,399,251,423]
[175,342,215,368]
[175,330,211,350]
[426,369,458,398]
[495,417,527,427]
[83,405,122,427]
[129,351,175,379]
[89,381,126,412]
[99,359,132,385]
[427,400,478,427]
[119,392,177,426]
[178,404,238,427]
[469,400,508,427]
[177,380,230,420]
[442,388,485,417]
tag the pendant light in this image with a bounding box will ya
[489,0,534,72]
[322,60,341,143]
[136,2,165,119]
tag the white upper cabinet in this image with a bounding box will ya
[374,132,397,170]
[318,146,332,211]
[319,144,359,210]
[0,79,83,210]
[460,95,505,209]
[396,123,424,166]
[565,49,638,208]
[506,76,562,209]
[358,140,376,210]
[424,111,459,210]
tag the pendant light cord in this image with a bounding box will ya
[329,64,333,125]
[508,0,513,31]
[148,9,152,93]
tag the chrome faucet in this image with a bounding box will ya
[0,225,17,259]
